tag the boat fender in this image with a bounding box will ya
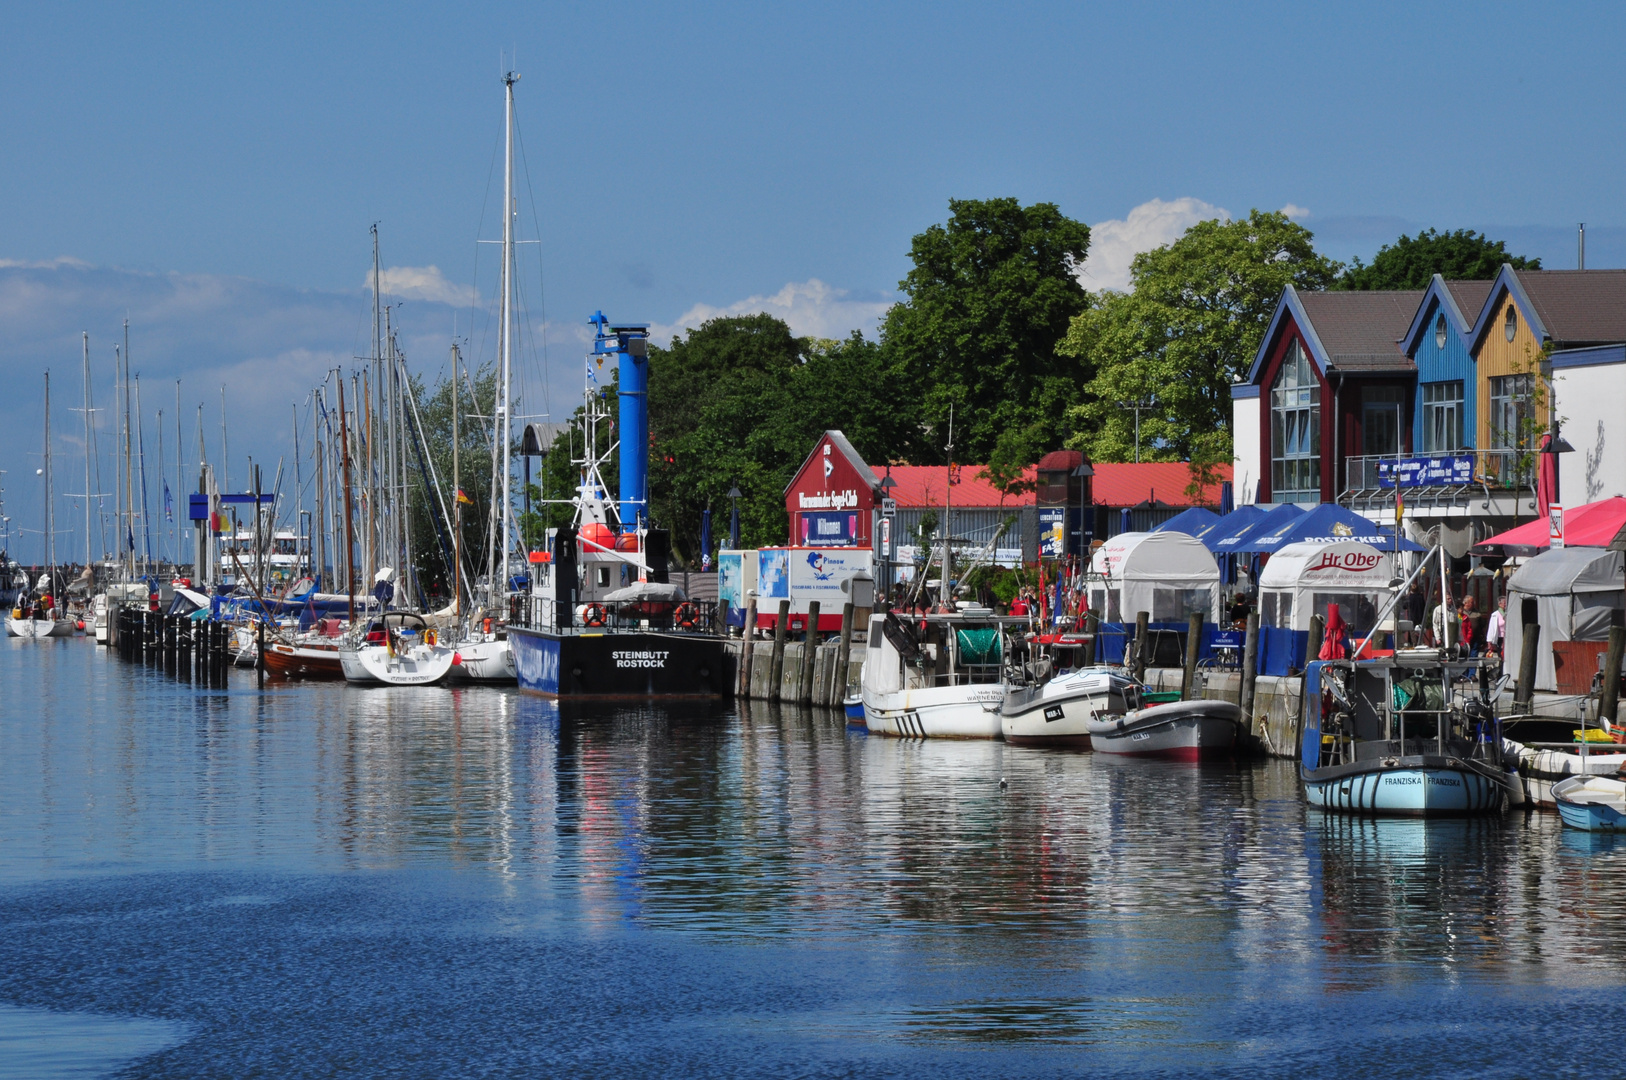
[583,603,607,628]
[452,652,463,666]
[675,602,698,629]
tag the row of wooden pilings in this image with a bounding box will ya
[114,605,232,687]
[730,598,864,707]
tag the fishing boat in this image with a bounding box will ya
[858,610,1019,738]
[1504,738,1626,809]
[1000,666,1140,748]
[1552,774,1626,832]
[1087,697,1242,760]
[340,611,456,686]
[1299,656,1519,816]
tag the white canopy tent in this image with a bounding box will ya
[1088,531,1220,623]
[1257,540,1393,641]
[1504,547,1625,692]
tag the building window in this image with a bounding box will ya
[1504,305,1517,342]
[1489,373,1534,450]
[1362,386,1404,457]
[1271,340,1320,501]
[1421,382,1464,453]
[1435,313,1447,350]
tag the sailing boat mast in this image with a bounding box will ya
[452,341,462,619]
[44,371,55,582]
[497,69,519,613]
[81,333,93,566]
[123,322,134,579]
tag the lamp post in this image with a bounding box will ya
[1118,398,1154,463]
[727,485,742,550]
[1071,460,1095,567]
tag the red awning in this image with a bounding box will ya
[1473,496,1626,557]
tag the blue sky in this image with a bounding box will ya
[4,1,1626,561]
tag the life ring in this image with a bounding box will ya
[583,603,608,628]
[674,602,698,629]
[424,629,437,647]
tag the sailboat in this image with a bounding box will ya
[9,372,76,639]
[448,70,525,685]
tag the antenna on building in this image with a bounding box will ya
[1579,222,1586,270]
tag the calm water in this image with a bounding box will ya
[2,640,1623,1078]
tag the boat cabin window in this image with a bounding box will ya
[1261,591,1292,629]
[1089,587,1120,622]
[1151,588,1211,623]
[595,566,612,589]
[1311,592,1381,640]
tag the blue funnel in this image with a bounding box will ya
[590,312,651,530]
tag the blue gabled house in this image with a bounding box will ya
[1398,274,1493,462]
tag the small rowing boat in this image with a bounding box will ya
[1552,774,1626,832]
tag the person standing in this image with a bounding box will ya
[1485,595,1508,658]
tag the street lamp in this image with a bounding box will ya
[1118,398,1154,463]
[727,485,742,550]
[878,471,898,609]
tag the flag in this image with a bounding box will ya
[456,489,474,505]
[163,482,173,523]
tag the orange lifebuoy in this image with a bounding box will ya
[583,603,607,628]
[674,602,698,629]
[424,629,437,647]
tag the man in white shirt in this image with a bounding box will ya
[1485,595,1507,656]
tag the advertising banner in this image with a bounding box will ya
[800,510,858,546]
[1375,455,1474,488]
[758,548,790,599]
[789,547,874,600]
[1038,507,1077,559]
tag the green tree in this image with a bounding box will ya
[402,362,502,603]
[1339,228,1540,290]
[1060,209,1342,464]
[642,316,921,564]
[880,197,1092,464]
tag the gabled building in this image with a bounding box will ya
[1231,286,1424,507]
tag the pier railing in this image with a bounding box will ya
[513,597,722,634]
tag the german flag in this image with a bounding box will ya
[456,489,474,505]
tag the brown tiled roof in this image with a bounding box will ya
[1297,290,1426,372]
[1444,280,1493,323]
[1512,270,1626,346]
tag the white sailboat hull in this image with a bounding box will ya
[7,617,75,639]
[341,643,456,686]
[1506,739,1626,809]
[451,637,516,683]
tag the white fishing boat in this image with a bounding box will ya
[1552,774,1626,832]
[340,611,456,686]
[1000,666,1139,748]
[1504,738,1626,809]
[1299,657,1519,816]
[860,610,1017,738]
[1087,698,1243,760]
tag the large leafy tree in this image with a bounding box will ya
[403,363,501,602]
[639,315,920,563]
[880,197,1092,465]
[1060,209,1342,465]
[1339,228,1540,290]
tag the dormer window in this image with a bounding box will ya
[1435,313,1447,350]
[1270,340,1321,502]
[1505,305,1517,342]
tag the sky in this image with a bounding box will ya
[4,0,1626,562]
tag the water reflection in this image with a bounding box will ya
[4,637,1626,984]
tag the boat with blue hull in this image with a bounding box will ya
[1301,656,1520,817]
[1553,775,1626,832]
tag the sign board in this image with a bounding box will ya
[1038,506,1076,560]
[1375,455,1475,488]
[789,548,874,601]
[800,510,858,547]
[881,497,896,516]
[879,517,892,554]
[1549,503,1565,549]
[758,548,791,599]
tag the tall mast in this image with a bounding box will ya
[371,226,383,588]
[175,381,183,569]
[499,69,519,610]
[338,377,356,621]
[44,371,55,577]
[81,333,93,565]
[220,384,228,495]
[452,342,461,619]
[123,323,134,578]
[136,375,150,572]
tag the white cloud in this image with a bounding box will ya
[1281,203,1311,221]
[371,265,477,306]
[1076,197,1230,293]
[650,279,892,345]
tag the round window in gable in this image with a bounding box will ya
[1505,305,1517,342]
[1435,313,1447,349]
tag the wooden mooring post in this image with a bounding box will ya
[1600,624,1626,725]
[737,594,757,698]
[834,602,855,704]
[1132,611,1149,682]
[769,600,790,700]
[798,600,820,704]
[1239,613,1260,720]
[1181,611,1203,700]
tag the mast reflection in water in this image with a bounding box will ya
[2,641,1624,1078]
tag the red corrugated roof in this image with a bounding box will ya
[885,461,1232,509]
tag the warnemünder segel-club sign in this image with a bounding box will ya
[1374,455,1474,488]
